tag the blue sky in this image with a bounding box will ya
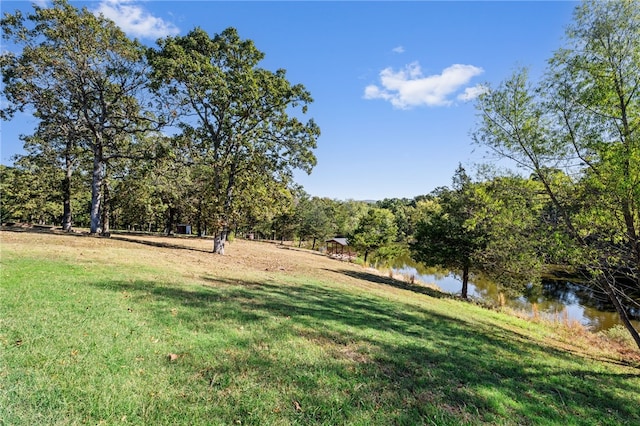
[1,0,578,201]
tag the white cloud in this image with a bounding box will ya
[457,84,489,102]
[364,62,484,109]
[32,0,49,7]
[94,0,179,40]
[392,46,405,54]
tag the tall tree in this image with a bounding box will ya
[16,124,84,231]
[333,199,369,237]
[472,174,547,293]
[474,0,640,347]
[1,0,157,234]
[106,133,169,232]
[377,198,415,242]
[148,27,319,254]
[297,196,336,250]
[410,166,485,299]
[348,207,398,265]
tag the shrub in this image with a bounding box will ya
[600,325,635,349]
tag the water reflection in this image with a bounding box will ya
[391,263,640,332]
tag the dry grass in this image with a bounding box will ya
[0,227,407,295]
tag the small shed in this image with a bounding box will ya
[176,224,192,235]
[325,237,354,260]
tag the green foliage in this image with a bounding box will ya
[474,0,640,347]
[0,163,62,224]
[332,199,370,237]
[348,207,398,263]
[147,27,320,239]
[410,166,485,298]
[0,166,22,222]
[295,196,335,246]
[1,0,156,233]
[411,167,548,298]
[376,198,416,242]
[472,174,547,293]
[2,2,320,239]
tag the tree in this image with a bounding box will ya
[411,167,546,299]
[377,197,419,243]
[348,207,398,265]
[148,27,319,254]
[1,0,157,234]
[25,125,84,231]
[0,161,62,225]
[410,166,485,299]
[108,135,171,232]
[297,196,336,249]
[472,174,547,294]
[233,172,299,241]
[333,199,369,238]
[474,0,640,347]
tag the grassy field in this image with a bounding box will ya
[1,229,639,425]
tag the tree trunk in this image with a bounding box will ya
[61,163,72,232]
[165,205,175,235]
[214,157,237,255]
[312,237,317,250]
[197,199,204,237]
[101,180,110,235]
[213,229,227,255]
[89,151,105,234]
[601,274,640,349]
[461,264,469,299]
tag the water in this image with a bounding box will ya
[392,263,640,332]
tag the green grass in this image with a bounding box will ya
[1,236,639,425]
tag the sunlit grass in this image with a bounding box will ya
[1,230,639,425]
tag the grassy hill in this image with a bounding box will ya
[1,229,639,425]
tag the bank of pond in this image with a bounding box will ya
[389,261,640,333]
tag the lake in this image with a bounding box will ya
[391,263,640,332]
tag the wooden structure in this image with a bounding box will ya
[325,237,354,260]
[176,224,192,234]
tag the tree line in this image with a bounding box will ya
[2,0,639,348]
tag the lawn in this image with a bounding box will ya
[1,229,639,425]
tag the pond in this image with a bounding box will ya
[390,261,640,332]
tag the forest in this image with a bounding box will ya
[1,0,639,349]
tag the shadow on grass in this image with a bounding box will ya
[109,235,212,253]
[1,225,91,237]
[90,277,640,425]
[2,226,213,253]
[332,268,451,300]
[1,226,214,254]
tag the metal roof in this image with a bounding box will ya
[326,237,349,246]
